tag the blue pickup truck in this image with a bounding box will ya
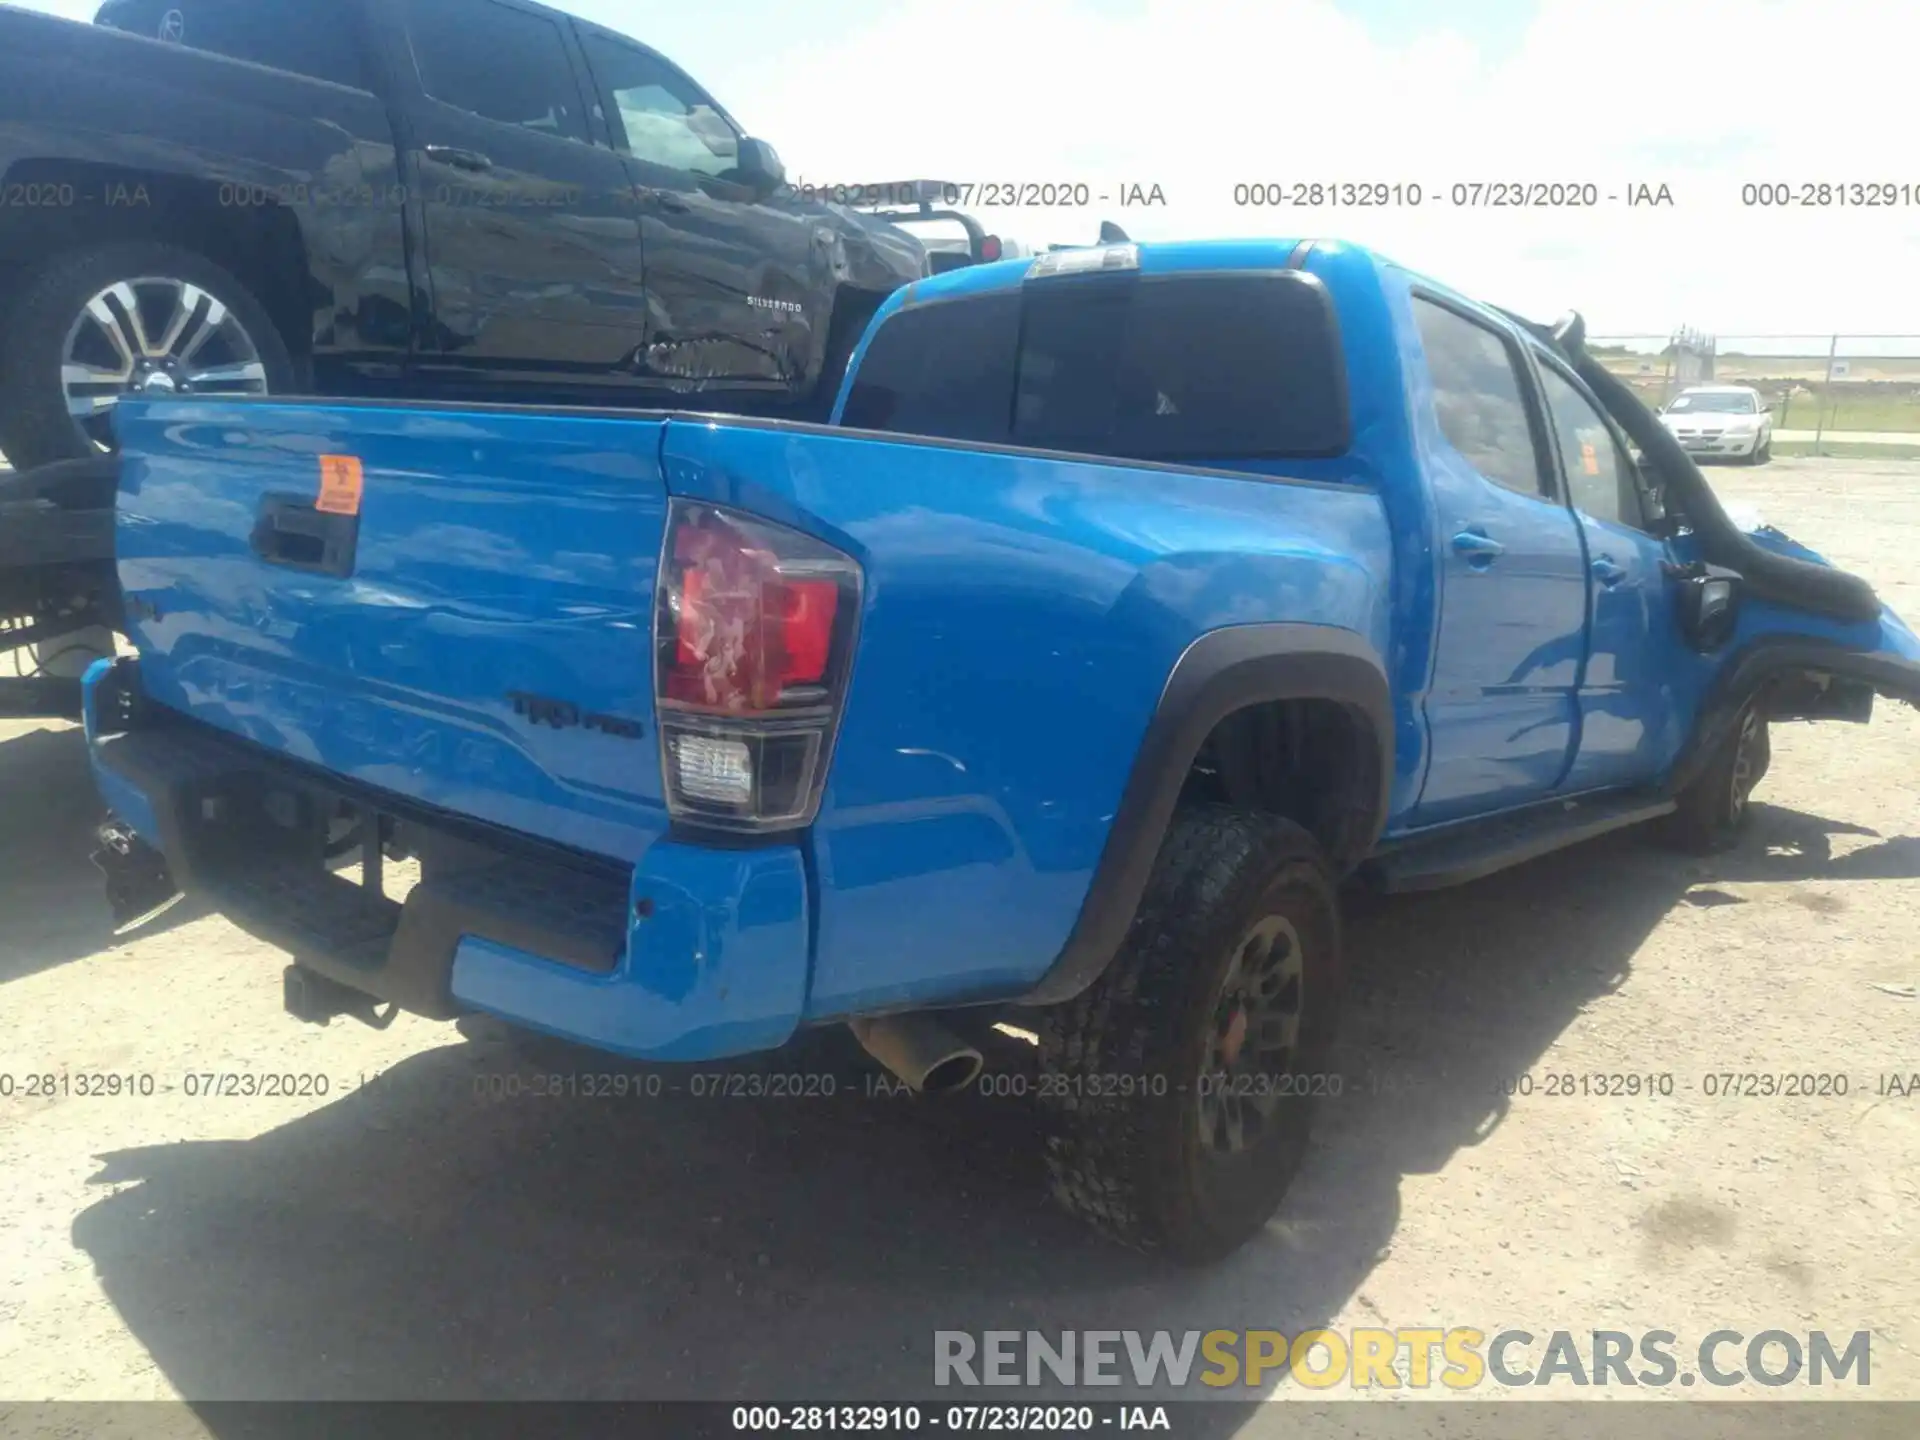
[82,237,1920,1262]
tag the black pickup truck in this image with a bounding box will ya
[0,0,928,470]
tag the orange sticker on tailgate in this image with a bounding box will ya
[316,454,364,515]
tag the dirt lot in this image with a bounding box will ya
[0,458,1916,1431]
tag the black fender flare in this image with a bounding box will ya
[1666,636,1920,798]
[1018,622,1393,1006]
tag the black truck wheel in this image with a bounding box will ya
[0,242,293,470]
[1035,807,1343,1264]
[1662,703,1771,853]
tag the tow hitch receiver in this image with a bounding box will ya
[91,818,182,934]
[282,964,399,1029]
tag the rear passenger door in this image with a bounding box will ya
[389,0,651,395]
[1410,294,1591,825]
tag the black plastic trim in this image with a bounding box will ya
[392,864,624,978]
[89,698,637,1017]
[250,492,360,577]
[1366,792,1678,893]
[108,705,632,883]
[1665,636,1920,798]
[1017,623,1393,1006]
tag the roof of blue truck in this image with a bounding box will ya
[894,237,1396,308]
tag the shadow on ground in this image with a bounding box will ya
[0,725,204,985]
[55,798,1920,1426]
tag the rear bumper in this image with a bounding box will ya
[82,658,812,1062]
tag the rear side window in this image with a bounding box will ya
[94,0,371,89]
[1412,296,1547,497]
[1018,275,1347,459]
[841,274,1350,462]
[404,0,589,143]
[840,293,1021,441]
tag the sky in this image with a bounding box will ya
[18,0,1920,341]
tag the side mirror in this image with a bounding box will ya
[736,137,785,192]
[1671,564,1742,652]
[1639,472,1669,528]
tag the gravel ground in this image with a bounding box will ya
[0,458,1915,1432]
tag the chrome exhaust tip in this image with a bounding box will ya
[848,1014,983,1095]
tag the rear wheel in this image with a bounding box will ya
[1035,807,1343,1264]
[0,242,293,470]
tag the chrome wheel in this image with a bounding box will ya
[1197,913,1305,1157]
[61,277,270,449]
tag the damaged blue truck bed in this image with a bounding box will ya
[82,238,1920,1261]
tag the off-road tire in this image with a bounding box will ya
[0,241,295,471]
[1661,703,1771,853]
[1034,807,1343,1264]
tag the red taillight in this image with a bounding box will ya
[665,512,842,713]
[980,234,1003,262]
[657,501,861,831]
[776,579,838,687]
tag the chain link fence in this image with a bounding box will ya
[1588,334,1920,457]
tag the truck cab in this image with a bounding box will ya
[828,240,1914,847]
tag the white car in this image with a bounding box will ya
[1659,385,1773,464]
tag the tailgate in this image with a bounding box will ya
[112,398,671,862]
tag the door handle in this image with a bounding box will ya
[250,493,358,578]
[639,186,691,214]
[1451,527,1505,567]
[424,144,492,172]
[1591,556,1628,587]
